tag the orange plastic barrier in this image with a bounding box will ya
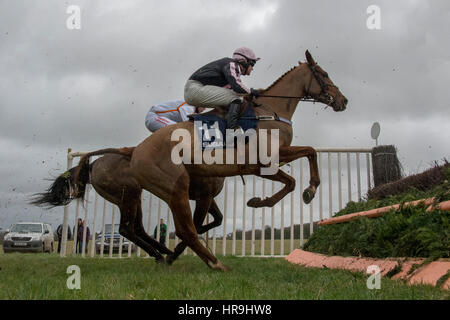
[317,197,448,226]
[426,200,450,212]
[286,249,450,289]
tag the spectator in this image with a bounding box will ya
[153,218,167,246]
[78,220,90,254]
[73,218,82,253]
[56,223,72,253]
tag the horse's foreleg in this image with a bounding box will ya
[279,146,320,204]
[167,197,219,265]
[169,184,229,271]
[247,169,296,208]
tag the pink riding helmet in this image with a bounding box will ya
[232,47,261,64]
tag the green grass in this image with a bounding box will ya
[0,253,448,299]
[0,239,305,257]
[305,177,450,259]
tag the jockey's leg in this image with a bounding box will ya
[184,80,241,110]
[145,112,177,133]
[225,99,243,129]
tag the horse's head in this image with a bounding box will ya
[302,50,347,112]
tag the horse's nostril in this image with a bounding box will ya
[344,98,348,105]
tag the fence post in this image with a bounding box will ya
[60,148,72,258]
[371,145,402,187]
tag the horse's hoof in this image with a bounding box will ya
[247,197,261,208]
[155,256,166,264]
[208,260,232,272]
[302,188,315,204]
[166,255,175,265]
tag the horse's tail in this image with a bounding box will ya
[71,147,135,199]
[29,166,86,208]
[30,147,135,208]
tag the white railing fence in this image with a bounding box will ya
[60,147,373,258]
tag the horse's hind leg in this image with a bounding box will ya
[197,199,223,234]
[133,202,173,255]
[118,199,166,263]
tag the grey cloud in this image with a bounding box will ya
[0,0,449,229]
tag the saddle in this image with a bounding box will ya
[188,100,258,150]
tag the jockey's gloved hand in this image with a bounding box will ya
[250,88,260,98]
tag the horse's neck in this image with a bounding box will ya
[255,64,310,120]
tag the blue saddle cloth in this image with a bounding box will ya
[189,107,258,150]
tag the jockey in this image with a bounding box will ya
[145,99,205,132]
[184,47,261,129]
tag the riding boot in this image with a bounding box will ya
[226,99,243,129]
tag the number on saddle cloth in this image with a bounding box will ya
[189,107,258,150]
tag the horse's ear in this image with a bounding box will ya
[305,50,316,65]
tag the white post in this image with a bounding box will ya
[241,177,247,256]
[328,152,333,218]
[60,148,73,258]
[90,192,99,257]
[347,152,352,203]
[251,176,256,256]
[81,184,90,258]
[280,194,285,256]
[261,179,266,256]
[290,164,294,253]
[108,206,115,258]
[118,234,123,259]
[300,159,304,247]
[72,199,80,256]
[309,195,314,238]
[270,181,275,256]
[232,176,237,255]
[212,191,216,255]
[165,206,170,248]
[356,153,362,201]
[99,199,107,258]
[143,193,153,258]
[222,179,228,256]
[127,231,132,258]
[338,152,342,211]
[318,152,323,221]
[212,217,216,255]
[156,200,161,243]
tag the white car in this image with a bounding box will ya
[3,222,54,253]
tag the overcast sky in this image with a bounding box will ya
[1,0,449,231]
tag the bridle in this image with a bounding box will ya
[257,63,339,106]
[249,62,341,124]
[304,64,339,107]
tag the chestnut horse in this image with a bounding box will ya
[46,50,346,270]
[126,50,347,270]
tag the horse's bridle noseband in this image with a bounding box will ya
[305,64,339,107]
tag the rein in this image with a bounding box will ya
[251,62,338,122]
[256,94,317,102]
[258,94,319,102]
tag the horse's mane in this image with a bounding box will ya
[262,64,301,93]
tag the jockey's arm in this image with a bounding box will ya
[223,61,251,94]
